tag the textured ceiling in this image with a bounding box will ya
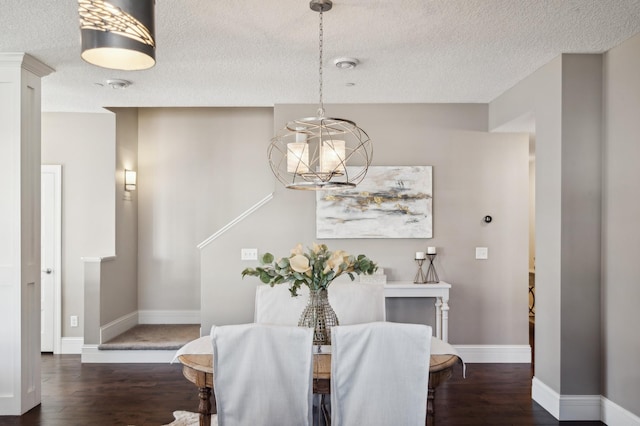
[2,0,640,112]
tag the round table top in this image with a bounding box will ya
[178,352,459,377]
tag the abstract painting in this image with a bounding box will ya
[316,166,433,238]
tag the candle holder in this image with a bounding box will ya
[425,253,440,283]
[413,258,426,284]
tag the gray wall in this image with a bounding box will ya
[42,112,116,338]
[559,55,603,395]
[602,32,640,416]
[136,108,274,311]
[490,56,563,393]
[100,108,139,325]
[199,103,530,345]
[490,55,604,397]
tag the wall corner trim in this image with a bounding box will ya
[532,377,603,421]
[197,192,274,250]
[602,397,640,426]
[100,311,138,344]
[532,377,560,419]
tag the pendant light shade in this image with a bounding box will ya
[267,0,373,190]
[78,0,156,71]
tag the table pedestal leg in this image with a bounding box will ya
[198,386,212,426]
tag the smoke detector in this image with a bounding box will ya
[333,57,359,69]
[106,79,132,89]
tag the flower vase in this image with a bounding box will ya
[298,288,339,345]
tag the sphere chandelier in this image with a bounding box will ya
[268,0,373,190]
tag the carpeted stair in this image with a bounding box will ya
[98,324,200,350]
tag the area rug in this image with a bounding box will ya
[163,411,215,426]
[98,324,200,350]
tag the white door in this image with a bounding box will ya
[41,165,61,353]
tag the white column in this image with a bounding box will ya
[0,53,53,415]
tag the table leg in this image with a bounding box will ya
[426,387,435,426]
[198,386,212,426]
[427,364,455,426]
[441,296,449,343]
[434,298,442,340]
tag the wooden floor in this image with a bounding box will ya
[0,354,604,426]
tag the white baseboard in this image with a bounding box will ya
[559,395,602,421]
[602,396,640,426]
[138,310,200,324]
[81,345,177,363]
[453,344,531,363]
[533,377,640,423]
[532,377,560,419]
[60,337,84,354]
[100,311,138,343]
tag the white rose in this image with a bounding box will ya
[326,250,348,273]
[290,254,311,274]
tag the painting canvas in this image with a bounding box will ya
[316,166,433,239]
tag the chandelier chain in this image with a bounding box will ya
[318,10,325,117]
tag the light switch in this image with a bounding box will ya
[241,248,258,261]
[475,247,488,260]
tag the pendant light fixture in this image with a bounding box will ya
[267,0,373,190]
[78,0,156,71]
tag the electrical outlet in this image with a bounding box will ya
[475,247,489,260]
[70,315,78,327]
[241,248,258,261]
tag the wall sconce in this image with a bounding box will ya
[124,169,137,191]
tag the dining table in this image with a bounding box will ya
[176,336,461,426]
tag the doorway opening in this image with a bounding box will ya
[490,113,536,374]
[41,165,62,353]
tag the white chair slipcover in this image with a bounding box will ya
[330,281,386,324]
[210,323,314,426]
[254,284,308,325]
[330,321,432,426]
[254,281,385,326]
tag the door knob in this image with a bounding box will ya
[42,268,53,274]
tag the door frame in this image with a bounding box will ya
[42,165,62,354]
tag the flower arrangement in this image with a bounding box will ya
[241,243,377,296]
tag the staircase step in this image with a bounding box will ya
[99,324,200,351]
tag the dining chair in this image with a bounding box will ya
[330,321,433,426]
[254,283,308,325]
[254,281,385,326]
[329,281,386,324]
[210,323,314,426]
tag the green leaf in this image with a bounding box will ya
[259,271,272,283]
[278,257,290,268]
[261,252,274,264]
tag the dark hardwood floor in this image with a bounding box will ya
[0,354,604,426]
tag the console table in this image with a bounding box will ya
[384,281,451,342]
